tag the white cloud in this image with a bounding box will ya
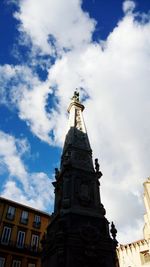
[14,0,96,54]
[0,131,27,184]
[46,8,150,243]
[1,0,150,244]
[123,0,136,15]
[0,131,54,211]
[0,64,68,145]
[0,65,57,144]
[17,82,53,144]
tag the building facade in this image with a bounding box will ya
[143,178,150,241]
[117,178,150,267]
[0,197,51,267]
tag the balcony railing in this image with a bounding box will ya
[6,213,15,220]
[0,239,41,254]
[20,218,28,225]
[32,221,41,229]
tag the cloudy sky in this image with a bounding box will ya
[1,0,150,244]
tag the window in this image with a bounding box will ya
[16,231,25,248]
[6,206,15,220]
[34,215,40,223]
[20,211,28,224]
[0,257,5,267]
[31,234,39,251]
[140,251,150,264]
[1,226,11,245]
[33,215,41,228]
[12,260,21,267]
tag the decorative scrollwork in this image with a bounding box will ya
[80,224,99,243]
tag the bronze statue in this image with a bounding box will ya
[72,90,79,102]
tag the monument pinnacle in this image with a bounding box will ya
[41,92,118,267]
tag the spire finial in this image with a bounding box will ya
[71,89,79,102]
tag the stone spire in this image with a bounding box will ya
[41,91,118,267]
[61,90,93,172]
[53,90,104,216]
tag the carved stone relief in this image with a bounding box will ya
[80,224,99,242]
[75,109,83,131]
[72,150,93,171]
[74,175,94,206]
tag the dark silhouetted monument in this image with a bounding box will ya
[41,91,118,267]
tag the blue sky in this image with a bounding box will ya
[1,0,150,244]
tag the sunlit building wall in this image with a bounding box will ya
[0,197,50,267]
[117,178,150,267]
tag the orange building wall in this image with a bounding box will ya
[0,197,51,267]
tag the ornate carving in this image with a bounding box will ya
[99,203,106,216]
[41,231,56,251]
[74,127,84,137]
[110,222,118,245]
[75,174,94,206]
[55,168,60,180]
[78,183,90,206]
[52,179,62,212]
[80,225,99,242]
[62,150,72,167]
[75,109,82,131]
[95,158,99,172]
[79,225,109,267]
[73,150,92,171]
[63,176,70,199]
[95,158,103,179]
